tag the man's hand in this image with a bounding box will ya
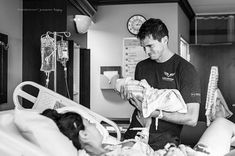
[120,85,130,100]
[149,110,161,118]
[129,94,143,111]
[136,111,152,127]
[120,84,144,109]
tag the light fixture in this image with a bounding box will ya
[74,15,92,34]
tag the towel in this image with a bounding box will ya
[205,66,219,126]
[115,77,187,130]
[206,88,233,126]
[205,66,233,126]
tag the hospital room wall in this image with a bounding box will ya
[0,0,23,110]
[88,3,190,118]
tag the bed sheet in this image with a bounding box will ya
[0,110,117,156]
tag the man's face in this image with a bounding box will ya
[141,35,166,62]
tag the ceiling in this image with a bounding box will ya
[86,0,235,18]
[188,0,235,15]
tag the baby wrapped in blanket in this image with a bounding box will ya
[115,77,187,129]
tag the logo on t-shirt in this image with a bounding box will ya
[191,92,201,97]
[162,72,175,82]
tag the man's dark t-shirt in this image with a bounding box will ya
[123,54,201,150]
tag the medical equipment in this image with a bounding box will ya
[56,39,71,99]
[1,81,235,156]
[0,81,121,156]
[40,32,56,87]
[57,40,69,66]
[13,81,121,140]
[40,31,71,98]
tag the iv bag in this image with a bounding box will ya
[57,40,69,63]
[40,34,56,72]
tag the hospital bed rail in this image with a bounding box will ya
[13,81,121,141]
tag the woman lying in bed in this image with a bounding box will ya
[41,109,235,156]
[41,109,153,156]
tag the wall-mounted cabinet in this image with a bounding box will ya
[190,14,235,44]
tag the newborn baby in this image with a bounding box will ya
[115,77,187,129]
[116,77,147,98]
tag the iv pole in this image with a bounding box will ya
[41,31,71,92]
[53,31,71,92]
[53,32,57,92]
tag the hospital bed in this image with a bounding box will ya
[1,77,234,156]
[0,81,121,156]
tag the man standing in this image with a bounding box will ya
[121,18,201,150]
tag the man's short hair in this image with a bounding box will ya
[137,18,169,42]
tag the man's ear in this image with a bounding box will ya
[79,130,88,142]
[161,36,168,44]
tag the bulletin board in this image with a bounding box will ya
[122,37,148,78]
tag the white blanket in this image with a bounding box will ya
[0,109,120,156]
[0,110,50,156]
[116,77,187,129]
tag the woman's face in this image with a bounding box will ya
[82,118,103,146]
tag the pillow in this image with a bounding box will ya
[14,109,77,156]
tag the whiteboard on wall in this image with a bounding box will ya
[122,37,148,78]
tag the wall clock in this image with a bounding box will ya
[127,14,146,35]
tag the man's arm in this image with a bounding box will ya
[129,95,200,127]
[150,102,200,127]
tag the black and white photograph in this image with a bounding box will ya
[1,0,235,155]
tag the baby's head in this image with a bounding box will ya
[115,77,144,98]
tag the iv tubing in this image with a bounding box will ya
[63,64,71,99]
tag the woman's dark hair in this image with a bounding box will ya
[41,109,85,150]
[137,18,169,42]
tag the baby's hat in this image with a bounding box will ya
[115,77,132,92]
